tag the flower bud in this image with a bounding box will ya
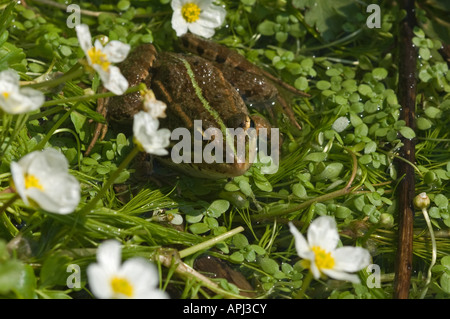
[379,213,394,228]
[413,192,431,210]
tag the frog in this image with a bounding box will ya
[87,33,309,179]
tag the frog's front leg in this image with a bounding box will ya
[85,44,157,155]
[85,92,110,155]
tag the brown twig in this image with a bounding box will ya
[393,0,417,299]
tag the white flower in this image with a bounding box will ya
[10,148,80,214]
[75,24,130,95]
[0,69,45,114]
[289,216,371,283]
[87,240,169,299]
[332,116,349,133]
[171,0,226,38]
[133,111,171,156]
[142,90,167,119]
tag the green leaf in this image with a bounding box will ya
[398,126,416,139]
[314,163,343,180]
[249,245,266,255]
[230,251,244,263]
[364,141,377,154]
[206,199,229,218]
[292,0,360,42]
[317,80,331,90]
[304,152,327,162]
[434,194,448,209]
[424,106,442,119]
[238,179,253,196]
[295,76,308,90]
[232,233,249,249]
[372,68,388,80]
[416,117,432,130]
[258,20,276,36]
[14,264,37,299]
[40,254,72,288]
[117,0,130,11]
[258,257,279,275]
[292,183,307,198]
[189,222,210,234]
[358,84,373,96]
[441,272,450,294]
[335,206,352,219]
[0,260,28,296]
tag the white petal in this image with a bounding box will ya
[321,268,361,283]
[0,69,20,88]
[288,222,311,259]
[309,257,322,280]
[170,0,183,10]
[0,91,34,114]
[120,258,168,298]
[307,216,339,251]
[10,161,28,205]
[19,87,45,110]
[171,12,189,36]
[143,129,171,156]
[198,5,226,28]
[332,246,371,273]
[103,41,130,63]
[96,240,122,274]
[99,66,129,95]
[75,24,93,53]
[188,22,215,38]
[87,263,114,299]
[28,174,80,214]
[143,98,167,119]
[28,149,68,175]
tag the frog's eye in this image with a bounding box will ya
[226,113,251,130]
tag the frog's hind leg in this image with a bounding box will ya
[276,94,302,131]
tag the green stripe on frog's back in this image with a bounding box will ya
[177,56,237,158]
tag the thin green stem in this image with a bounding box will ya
[41,84,141,108]
[0,193,19,216]
[419,207,437,299]
[249,148,358,221]
[23,63,84,90]
[295,271,313,299]
[79,146,140,216]
[32,103,78,151]
[179,226,245,259]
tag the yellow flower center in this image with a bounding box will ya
[181,3,201,23]
[87,47,110,71]
[111,276,134,298]
[2,91,10,100]
[311,246,335,270]
[24,174,44,190]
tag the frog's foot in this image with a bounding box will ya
[85,97,109,155]
[277,95,302,131]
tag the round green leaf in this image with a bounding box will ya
[189,222,210,234]
[372,68,388,80]
[207,199,230,218]
[399,126,416,139]
[304,152,327,162]
[258,257,279,275]
[416,117,432,130]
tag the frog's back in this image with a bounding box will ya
[151,52,250,133]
